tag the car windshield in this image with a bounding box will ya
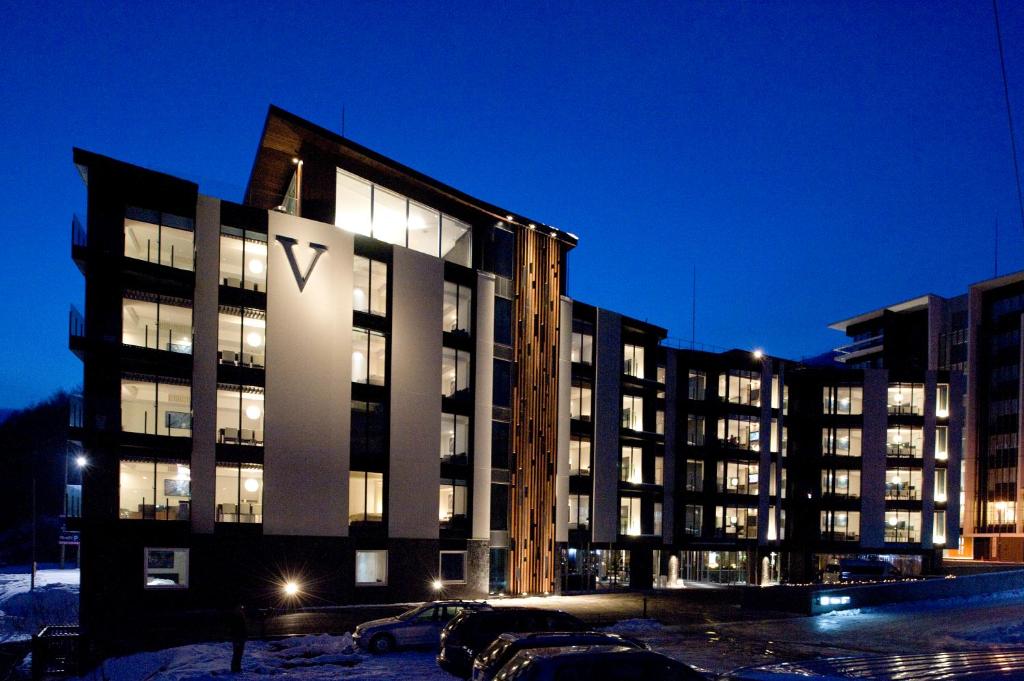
[397,605,427,621]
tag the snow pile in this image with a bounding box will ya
[604,618,665,634]
[80,636,454,680]
[0,568,79,642]
[960,622,1024,645]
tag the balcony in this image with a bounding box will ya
[834,334,883,363]
[71,214,86,273]
[69,306,85,359]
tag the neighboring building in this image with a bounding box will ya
[69,106,963,655]
[832,272,1024,563]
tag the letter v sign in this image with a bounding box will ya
[275,236,328,292]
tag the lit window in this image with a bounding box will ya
[568,494,590,529]
[443,282,472,335]
[124,207,194,272]
[216,463,263,523]
[887,382,925,416]
[120,377,191,436]
[570,382,592,421]
[619,497,641,535]
[144,548,189,589]
[439,479,468,527]
[440,413,470,463]
[623,344,645,379]
[620,446,643,484]
[441,348,471,398]
[216,384,264,446]
[569,438,591,475]
[352,328,386,385]
[218,307,265,368]
[349,471,384,524]
[353,255,388,316]
[571,332,593,365]
[122,295,193,354]
[622,394,644,431]
[219,227,267,291]
[355,550,387,585]
[119,459,190,521]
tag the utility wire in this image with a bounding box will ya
[993,0,1024,235]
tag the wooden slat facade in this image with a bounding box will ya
[509,228,563,594]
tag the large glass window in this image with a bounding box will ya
[719,370,761,406]
[408,201,440,256]
[217,307,266,368]
[684,505,703,536]
[440,413,470,463]
[493,359,512,408]
[355,550,387,585]
[219,228,267,291]
[571,332,593,365]
[885,467,923,500]
[120,378,191,436]
[122,296,193,354]
[770,420,788,454]
[119,459,190,520]
[216,385,264,446]
[687,415,705,446]
[439,478,468,527]
[570,382,592,421]
[715,506,757,539]
[654,502,663,536]
[718,415,759,450]
[620,497,641,536]
[349,471,384,523]
[491,421,510,469]
[884,510,921,542]
[822,385,863,415]
[144,548,189,589]
[886,425,923,458]
[822,427,862,457]
[623,344,645,379]
[335,169,472,265]
[620,446,643,484]
[935,426,949,461]
[622,394,644,431]
[494,297,512,346]
[335,170,372,236]
[124,207,194,271]
[887,382,925,415]
[934,510,947,545]
[353,256,388,316]
[352,400,387,458]
[688,370,706,400]
[717,461,759,494]
[352,328,386,385]
[568,494,590,530]
[443,282,472,335]
[685,460,704,491]
[935,468,948,503]
[820,511,860,541]
[215,463,263,523]
[821,469,861,497]
[569,437,591,475]
[936,383,950,418]
[655,410,665,435]
[441,348,472,398]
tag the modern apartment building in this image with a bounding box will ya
[69,106,962,654]
[832,272,1024,563]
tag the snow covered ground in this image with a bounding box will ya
[0,566,79,643]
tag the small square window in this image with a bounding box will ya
[356,550,388,585]
[440,551,467,584]
[144,547,189,589]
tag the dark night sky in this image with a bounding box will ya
[1,1,1022,409]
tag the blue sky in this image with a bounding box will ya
[0,0,1022,408]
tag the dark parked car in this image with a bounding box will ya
[354,600,491,653]
[472,631,649,681]
[437,607,587,677]
[493,645,708,681]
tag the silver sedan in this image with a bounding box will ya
[354,600,491,653]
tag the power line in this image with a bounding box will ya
[993,0,1024,236]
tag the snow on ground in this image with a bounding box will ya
[75,635,453,681]
[0,566,79,642]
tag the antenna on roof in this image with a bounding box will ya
[341,105,346,138]
[993,0,1024,237]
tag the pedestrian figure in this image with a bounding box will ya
[228,604,247,673]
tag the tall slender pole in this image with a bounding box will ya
[31,477,37,591]
[993,0,1024,236]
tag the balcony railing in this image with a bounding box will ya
[69,305,85,340]
[834,334,884,358]
[71,214,86,248]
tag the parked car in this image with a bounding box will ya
[493,645,708,681]
[354,600,491,653]
[437,607,587,677]
[472,631,649,681]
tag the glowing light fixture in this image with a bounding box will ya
[75,455,88,468]
[432,579,443,591]
[246,332,263,348]
[752,349,764,360]
[244,478,260,493]
[283,581,299,596]
[245,405,262,420]
[248,259,264,275]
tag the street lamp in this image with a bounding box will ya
[75,455,88,468]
